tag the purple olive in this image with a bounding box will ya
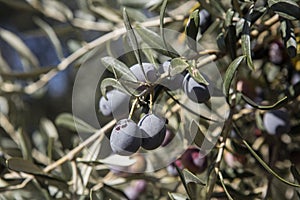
[182,74,210,103]
[138,114,166,150]
[99,89,130,120]
[110,119,142,156]
[263,110,290,135]
[180,147,207,174]
[130,63,160,83]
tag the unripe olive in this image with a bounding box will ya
[110,119,142,156]
[138,114,166,150]
[182,74,210,103]
[263,110,290,135]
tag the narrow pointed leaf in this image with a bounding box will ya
[170,58,189,76]
[135,24,179,58]
[280,19,297,58]
[185,9,200,52]
[241,93,288,110]
[101,56,137,81]
[6,158,44,175]
[55,113,97,133]
[187,60,209,85]
[223,56,245,97]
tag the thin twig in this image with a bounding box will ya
[43,119,116,173]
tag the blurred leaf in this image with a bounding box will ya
[77,137,102,194]
[6,158,44,175]
[33,17,64,61]
[101,56,137,81]
[0,27,39,69]
[187,60,209,85]
[40,118,59,140]
[224,25,237,60]
[250,7,267,23]
[118,0,163,9]
[170,58,189,76]
[27,0,73,22]
[217,33,226,52]
[55,113,97,133]
[291,165,300,183]
[268,0,300,20]
[88,0,122,23]
[223,55,245,97]
[280,19,297,58]
[185,9,200,52]
[241,93,288,110]
[135,24,179,58]
[17,129,32,161]
[0,66,55,80]
[99,154,136,167]
[225,9,234,27]
[168,192,189,200]
[126,7,147,22]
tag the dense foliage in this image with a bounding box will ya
[0,0,299,199]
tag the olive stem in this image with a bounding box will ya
[128,97,139,119]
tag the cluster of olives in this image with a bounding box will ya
[99,61,211,156]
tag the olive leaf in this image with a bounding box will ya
[169,58,189,76]
[223,55,245,97]
[55,113,97,133]
[268,0,300,21]
[241,5,254,70]
[185,9,200,52]
[135,24,179,58]
[101,56,137,81]
[280,19,297,58]
[186,60,209,85]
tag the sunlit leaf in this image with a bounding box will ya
[135,24,179,58]
[101,56,137,81]
[169,58,189,76]
[187,60,209,85]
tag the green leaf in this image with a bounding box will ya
[55,113,97,133]
[241,5,254,70]
[223,56,245,97]
[169,58,189,76]
[182,169,206,186]
[185,9,200,52]
[135,24,179,58]
[160,0,168,54]
[187,60,209,85]
[168,192,189,200]
[268,0,300,21]
[6,157,44,175]
[241,93,288,110]
[101,56,137,81]
[280,19,297,58]
[104,77,138,97]
[123,8,143,69]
